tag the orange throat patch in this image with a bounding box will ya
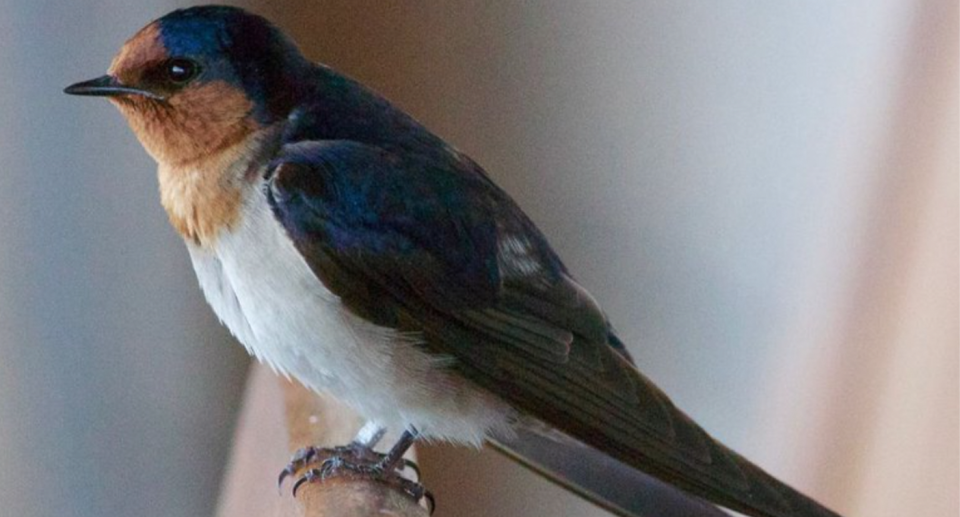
[156,130,275,247]
[103,22,279,248]
[112,81,272,247]
[113,81,259,166]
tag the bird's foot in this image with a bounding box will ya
[278,441,433,513]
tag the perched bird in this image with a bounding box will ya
[65,6,840,517]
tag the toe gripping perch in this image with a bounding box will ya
[278,427,435,514]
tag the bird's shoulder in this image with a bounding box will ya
[262,95,605,336]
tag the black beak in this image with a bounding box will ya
[63,75,162,99]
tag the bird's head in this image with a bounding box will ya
[65,6,310,166]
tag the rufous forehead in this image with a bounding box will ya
[108,23,168,84]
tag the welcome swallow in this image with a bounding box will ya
[65,6,841,517]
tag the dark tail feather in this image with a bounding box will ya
[490,426,731,517]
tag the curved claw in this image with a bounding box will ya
[277,465,296,492]
[278,447,318,491]
[400,458,421,482]
[422,489,436,515]
[292,469,321,498]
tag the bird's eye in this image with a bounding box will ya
[165,59,200,85]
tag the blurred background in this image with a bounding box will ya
[0,0,955,516]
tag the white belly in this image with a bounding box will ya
[187,184,512,444]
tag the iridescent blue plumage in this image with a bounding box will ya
[157,6,312,123]
[267,139,505,310]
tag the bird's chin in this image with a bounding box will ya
[110,109,166,165]
[108,94,158,108]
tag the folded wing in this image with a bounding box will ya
[265,139,840,517]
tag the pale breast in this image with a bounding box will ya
[187,180,514,444]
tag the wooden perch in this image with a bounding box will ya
[217,364,428,517]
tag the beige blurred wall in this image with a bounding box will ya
[807,1,959,512]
